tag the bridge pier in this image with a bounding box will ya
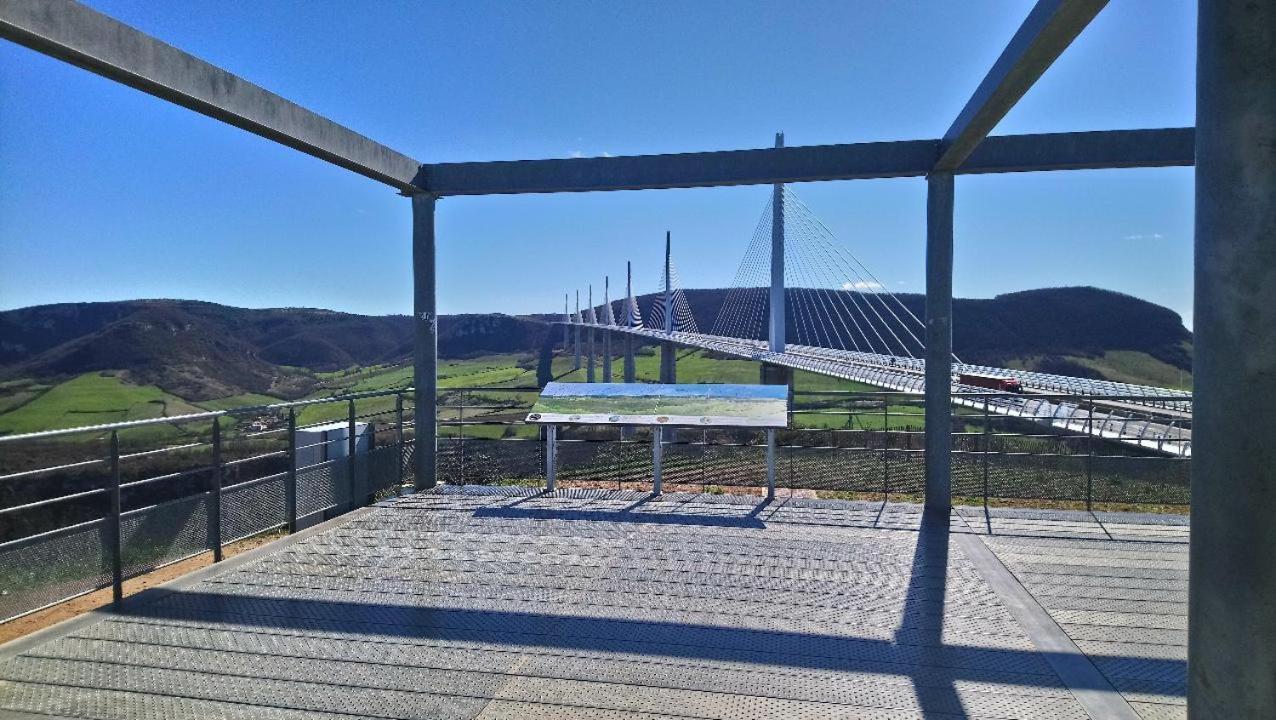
[760,363,794,399]
[603,329,612,382]
[1190,0,1276,715]
[587,325,596,382]
[623,335,636,383]
[923,171,954,515]
[411,194,437,490]
[660,342,676,383]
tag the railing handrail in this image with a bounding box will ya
[0,386,418,444]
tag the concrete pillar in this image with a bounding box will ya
[624,335,636,383]
[923,172,954,514]
[1189,0,1276,715]
[411,194,438,490]
[660,342,676,383]
[603,330,612,382]
[760,363,794,399]
[769,132,786,353]
[587,327,596,382]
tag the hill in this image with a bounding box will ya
[0,301,550,401]
[0,286,1191,409]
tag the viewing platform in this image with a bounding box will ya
[0,487,1187,720]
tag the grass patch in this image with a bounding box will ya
[0,372,204,440]
[1065,351,1192,390]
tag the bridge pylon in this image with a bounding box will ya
[660,231,676,384]
[587,284,596,382]
[603,276,613,382]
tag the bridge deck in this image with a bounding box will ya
[0,488,1187,720]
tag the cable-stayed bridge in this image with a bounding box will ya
[564,179,1191,457]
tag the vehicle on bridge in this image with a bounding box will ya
[959,372,1023,393]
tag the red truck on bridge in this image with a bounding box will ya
[959,373,1023,393]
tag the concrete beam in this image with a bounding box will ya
[423,129,1191,196]
[0,0,423,192]
[961,128,1193,174]
[935,0,1108,170]
[1188,0,1276,714]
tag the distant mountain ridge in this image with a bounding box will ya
[0,301,549,400]
[0,287,1190,400]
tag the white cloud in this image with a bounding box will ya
[569,150,584,159]
[602,151,614,157]
[1123,232,1165,240]
[842,281,883,291]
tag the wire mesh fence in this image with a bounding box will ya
[1,384,1189,623]
[0,389,415,623]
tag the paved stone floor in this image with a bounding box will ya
[0,488,1187,719]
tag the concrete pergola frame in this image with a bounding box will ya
[2,0,1272,714]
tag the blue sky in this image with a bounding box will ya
[0,1,1195,327]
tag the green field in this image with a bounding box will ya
[3,345,1176,439]
[0,372,205,440]
[0,350,902,438]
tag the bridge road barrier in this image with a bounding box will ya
[600,325,1191,456]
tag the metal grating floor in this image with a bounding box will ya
[0,488,1187,719]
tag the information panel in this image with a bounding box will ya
[526,382,788,427]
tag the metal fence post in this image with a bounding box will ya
[983,398,991,508]
[109,430,123,605]
[700,429,707,493]
[882,397,890,500]
[546,424,557,492]
[286,408,297,532]
[209,417,223,562]
[347,399,358,510]
[395,393,404,496]
[652,425,663,495]
[458,390,466,485]
[1086,395,1095,511]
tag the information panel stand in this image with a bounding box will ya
[528,382,789,496]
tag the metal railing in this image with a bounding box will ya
[0,385,1190,624]
[0,388,416,623]
[436,387,1191,506]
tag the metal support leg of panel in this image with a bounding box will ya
[1190,1,1276,714]
[765,429,776,502]
[652,425,663,495]
[923,172,953,515]
[545,425,557,492]
[412,194,438,490]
